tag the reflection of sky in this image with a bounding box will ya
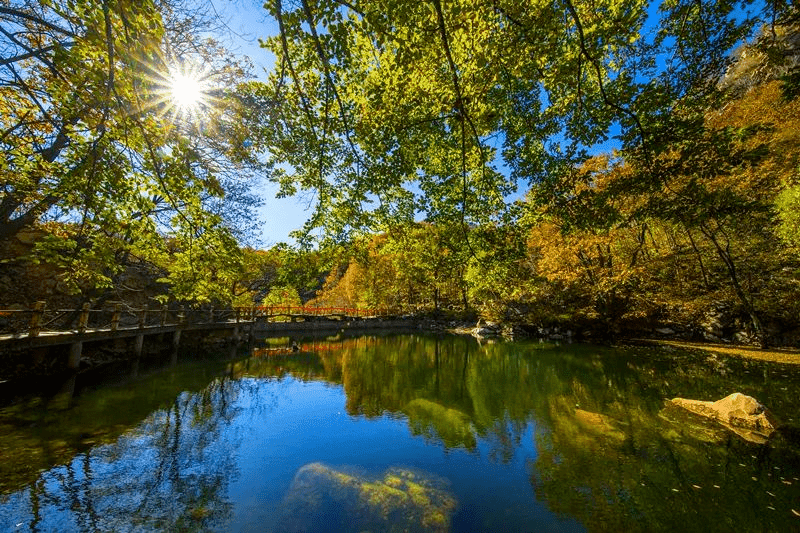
[4,332,800,531]
[224,377,569,532]
[0,374,578,533]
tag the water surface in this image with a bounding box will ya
[1,334,799,532]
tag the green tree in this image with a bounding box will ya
[0,0,264,302]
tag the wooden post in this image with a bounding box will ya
[28,301,46,338]
[68,340,82,369]
[110,303,121,331]
[134,333,144,358]
[161,304,168,327]
[209,306,214,323]
[133,304,147,361]
[179,305,186,325]
[78,303,90,334]
[139,305,148,329]
[248,306,255,341]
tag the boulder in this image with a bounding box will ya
[472,320,500,338]
[275,463,457,533]
[667,393,780,441]
[732,331,751,343]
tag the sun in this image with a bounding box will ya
[166,65,210,118]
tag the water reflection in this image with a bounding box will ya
[1,335,799,532]
[1,375,244,531]
[244,336,800,531]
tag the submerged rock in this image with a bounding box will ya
[276,462,457,533]
[666,392,780,443]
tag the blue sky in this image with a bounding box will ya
[213,0,314,246]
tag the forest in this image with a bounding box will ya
[1,0,799,346]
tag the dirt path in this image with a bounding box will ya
[636,339,800,365]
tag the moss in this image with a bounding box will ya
[407,480,432,507]
[278,463,457,532]
[383,474,404,488]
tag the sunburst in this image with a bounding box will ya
[169,70,206,113]
[142,61,214,123]
[166,63,211,120]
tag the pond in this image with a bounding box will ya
[1,333,800,532]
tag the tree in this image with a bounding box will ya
[253,0,778,240]
[0,0,264,302]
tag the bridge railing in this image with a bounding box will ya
[249,306,392,319]
[1,302,394,338]
[0,302,245,338]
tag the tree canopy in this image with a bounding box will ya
[1,0,264,302]
[252,1,796,239]
[3,0,800,340]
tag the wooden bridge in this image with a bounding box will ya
[0,302,393,375]
[0,302,391,352]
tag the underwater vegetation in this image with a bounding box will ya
[276,462,457,533]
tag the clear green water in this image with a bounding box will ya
[1,334,800,532]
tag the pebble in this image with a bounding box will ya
[713,485,720,488]
[752,477,758,481]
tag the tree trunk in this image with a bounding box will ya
[700,224,766,347]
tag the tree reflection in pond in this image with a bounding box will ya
[250,336,800,532]
[1,376,244,532]
[1,334,800,532]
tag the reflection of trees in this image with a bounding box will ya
[526,348,800,533]
[248,334,542,456]
[3,335,800,532]
[3,376,244,532]
[0,357,240,494]
[247,335,800,532]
